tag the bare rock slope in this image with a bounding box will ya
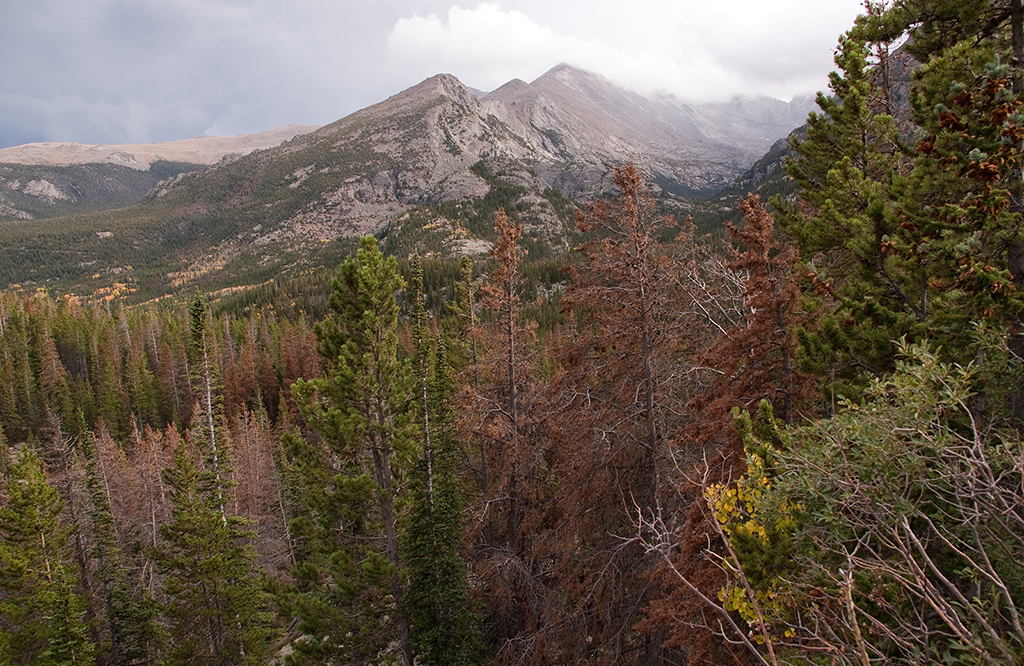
[234,65,813,249]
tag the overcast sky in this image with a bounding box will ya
[0,0,866,150]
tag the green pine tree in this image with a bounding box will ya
[404,257,479,666]
[780,2,1024,398]
[288,236,417,666]
[277,429,391,666]
[404,345,479,666]
[187,294,228,520]
[155,444,276,666]
[775,26,909,397]
[0,448,95,666]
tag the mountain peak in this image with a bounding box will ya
[538,63,592,78]
[532,63,606,87]
[483,78,530,102]
[369,71,466,99]
[389,72,479,110]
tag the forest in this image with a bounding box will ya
[5,1,1024,665]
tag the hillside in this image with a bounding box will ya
[0,124,321,169]
[0,125,320,221]
[0,65,813,301]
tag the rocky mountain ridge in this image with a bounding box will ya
[193,63,814,248]
[0,64,815,299]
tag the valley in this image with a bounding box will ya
[9,11,1017,662]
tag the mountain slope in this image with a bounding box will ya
[482,64,813,196]
[0,65,814,300]
[0,125,321,169]
[0,125,320,220]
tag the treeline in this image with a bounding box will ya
[5,2,1024,665]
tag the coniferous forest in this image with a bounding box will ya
[6,2,1024,665]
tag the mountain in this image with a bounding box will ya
[706,42,920,217]
[482,64,812,196]
[0,125,320,220]
[0,65,814,300]
[0,125,321,169]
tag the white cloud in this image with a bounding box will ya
[385,1,863,102]
[0,0,867,147]
[385,3,708,95]
[386,4,585,90]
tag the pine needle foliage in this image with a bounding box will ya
[288,235,417,666]
[155,445,276,666]
[404,343,480,666]
[0,448,94,666]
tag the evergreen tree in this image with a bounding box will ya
[480,208,528,557]
[187,294,227,520]
[776,26,909,395]
[689,195,813,430]
[781,2,1024,395]
[155,445,275,666]
[289,236,416,665]
[404,260,479,666]
[79,417,162,666]
[461,209,560,663]
[0,448,94,666]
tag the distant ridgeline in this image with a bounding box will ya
[0,160,205,220]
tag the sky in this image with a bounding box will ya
[0,0,867,150]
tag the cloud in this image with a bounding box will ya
[385,1,863,102]
[384,3,702,95]
[0,0,866,148]
[386,4,581,90]
[0,0,404,147]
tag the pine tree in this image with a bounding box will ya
[409,257,434,506]
[553,164,690,663]
[404,260,479,666]
[643,196,813,665]
[479,208,528,557]
[691,195,813,429]
[404,354,479,666]
[775,26,909,395]
[780,2,1024,394]
[0,448,95,666]
[289,236,416,666]
[187,294,227,521]
[155,445,275,666]
[79,417,162,666]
